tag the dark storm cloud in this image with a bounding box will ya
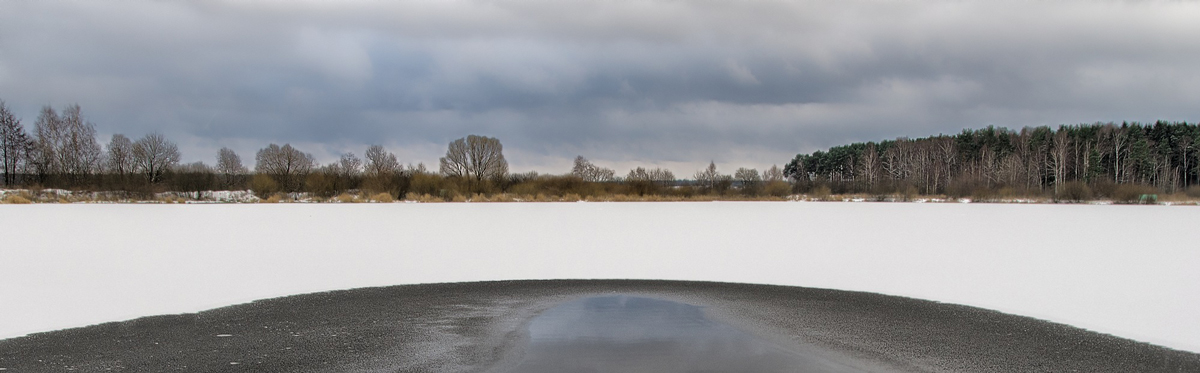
[2,0,1199,173]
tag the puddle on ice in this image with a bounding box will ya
[505,295,865,373]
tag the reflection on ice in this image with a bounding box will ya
[507,295,864,373]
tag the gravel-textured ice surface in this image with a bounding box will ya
[1,202,1198,353]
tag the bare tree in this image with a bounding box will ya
[216,147,248,189]
[338,152,363,179]
[59,105,103,182]
[1194,135,1200,188]
[884,138,912,182]
[407,162,428,174]
[1,101,31,186]
[360,145,405,196]
[33,105,102,185]
[255,143,314,192]
[649,168,675,187]
[334,152,364,192]
[763,165,784,183]
[734,167,762,195]
[626,167,675,184]
[1173,136,1191,189]
[31,106,61,178]
[174,161,212,173]
[1108,125,1128,183]
[132,132,181,184]
[693,162,732,194]
[626,167,652,180]
[364,145,399,177]
[572,156,615,182]
[934,137,958,192]
[624,166,674,195]
[1049,129,1070,195]
[858,144,880,189]
[762,164,790,196]
[106,134,134,175]
[439,135,508,182]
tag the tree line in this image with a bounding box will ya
[6,100,1197,202]
[1,102,791,201]
[785,122,1200,200]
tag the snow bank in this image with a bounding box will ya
[1,202,1198,353]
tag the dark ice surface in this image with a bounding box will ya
[3,280,1199,372]
[506,295,864,373]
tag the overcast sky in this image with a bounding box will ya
[2,0,1198,174]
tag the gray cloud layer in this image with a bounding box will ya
[2,0,1199,173]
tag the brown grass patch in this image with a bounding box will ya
[2,194,32,204]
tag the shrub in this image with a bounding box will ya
[262,193,283,203]
[362,173,409,198]
[336,193,357,203]
[408,173,444,196]
[306,173,339,198]
[900,185,919,201]
[764,181,791,198]
[371,192,394,203]
[997,187,1018,199]
[1091,180,1118,199]
[563,193,582,202]
[1111,184,1159,204]
[667,185,697,199]
[1055,181,1093,202]
[808,185,832,201]
[1186,185,1200,199]
[507,182,540,197]
[946,180,980,199]
[251,174,279,199]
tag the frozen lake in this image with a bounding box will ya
[1,202,1198,353]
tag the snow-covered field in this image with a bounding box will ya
[1,202,1198,353]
